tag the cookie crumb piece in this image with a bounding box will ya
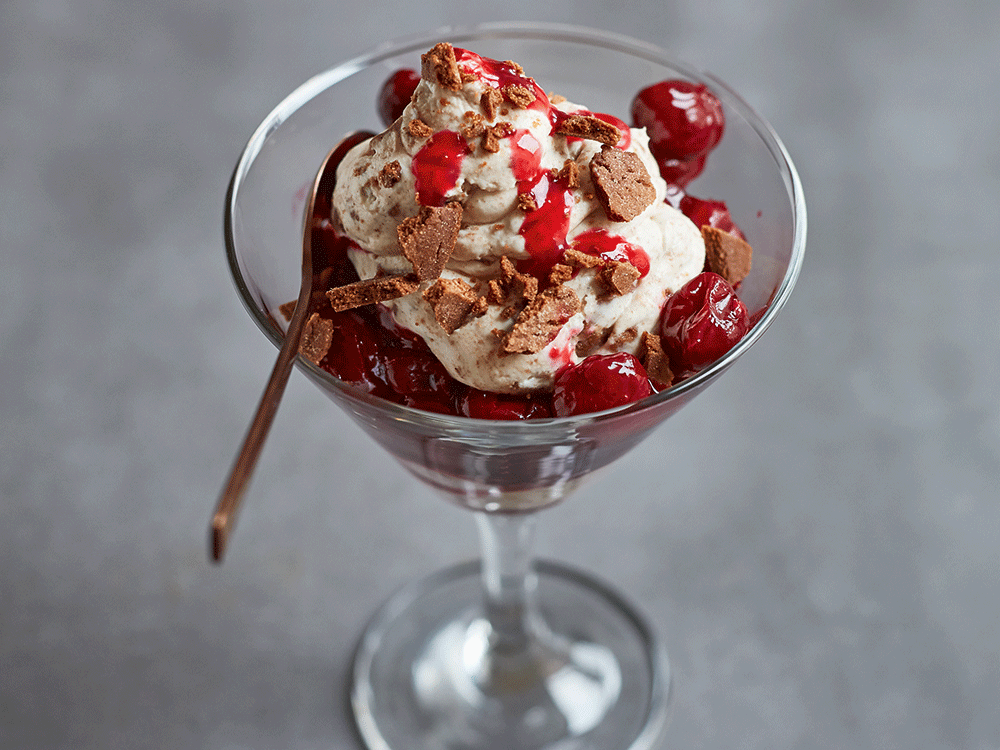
[501,84,535,108]
[300,313,334,364]
[575,325,611,357]
[548,92,567,104]
[555,115,621,146]
[548,263,574,286]
[482,121,515,153]
[502,285,582,354]
[377,160,402,188]
[590,145,656,222]
[554,159,580,188]
[600,260,641,296]
[563,248,604,269]
[421,43,463,91]
[406,118,434,139]
[423,277,487,334]
[326,274,420,312]
[481,89,503,121]
[461,111,487,140]
[702,225,753,286]
[396,202,464,281]
[609,326,638,349]
[517,192,538,211]
[278,300,296,321]
[639,331,674,387]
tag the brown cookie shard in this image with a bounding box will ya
[501,285,582,354]
[639,331,674,387]
[421,43,463,91]
[396,202,464,281]
[575,325,610,357]
[553,159,580,188]
[481,88,503,121]
[554,115,621,146]
[406,118,433,139]
[377,160,402,188]
[609,326,638,349]
[702,225,753,286]
[486,256,538,316]
[461,111,487,140]
[562,248,604,269]
[326,274,419,312]
[517,192,538,211]
[300,313,334,364]
[482,121,514,153]
[548,263,574,286]
[423,277,488,334]
[590,146,656,222]
[599,260,641,296]
[501,84,535,108]
[278,299,296,321]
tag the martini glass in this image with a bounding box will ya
[225,22,805,750]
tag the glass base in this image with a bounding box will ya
[351,560,670,750]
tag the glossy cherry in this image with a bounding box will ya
[552,353,653,417]
[678,194,746,240]
[457,390,554,420]
[377,68,421,126]
[658,272,749,377]
[631,79,725,163]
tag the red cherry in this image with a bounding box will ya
[381,348,454,399]
[678,194,746,240]
[631,79,725,163]
[658,272,749,377]
[325,311,390,396]
[458,390,554,420]
[552,353,652,417]
[657,153,707,188]
[377,68,421,126]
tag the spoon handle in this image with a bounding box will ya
[210,185,317,563]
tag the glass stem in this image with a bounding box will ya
[475,511,542,654]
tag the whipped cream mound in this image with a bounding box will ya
[332,43,705,393]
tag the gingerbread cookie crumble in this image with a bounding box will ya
[517,192,538,211]
[702,226,753,286]
[423,278,488,334]
[481,89,503,121]
[502,285,582,354]
[326,274,420,312]
[600,260,641,296]
[406,119,434,139]
[590,145,656,222]
[501,84,535,108]
[639,331,674,387]
[421,43,463,91]
[482,122,514,153]
[397,202,464,281]
[554,159,580,188]
[300,313,334,364]
[554,115,621,146]
[377,160,402,188]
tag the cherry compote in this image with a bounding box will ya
[658,272,749,378]
[377,68,421,127]
[552,354,652,417]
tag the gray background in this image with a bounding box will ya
[3,0,998,748]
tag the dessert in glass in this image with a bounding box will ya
[224,22,805,750]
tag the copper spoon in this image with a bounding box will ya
[210,139,352,563]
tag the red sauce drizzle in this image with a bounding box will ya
[412,130,468,206]
[454,48,548,112]
[571,229,650,277]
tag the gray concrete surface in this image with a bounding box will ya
[2,1,998,748]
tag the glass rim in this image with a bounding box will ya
[224,21,806,431]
